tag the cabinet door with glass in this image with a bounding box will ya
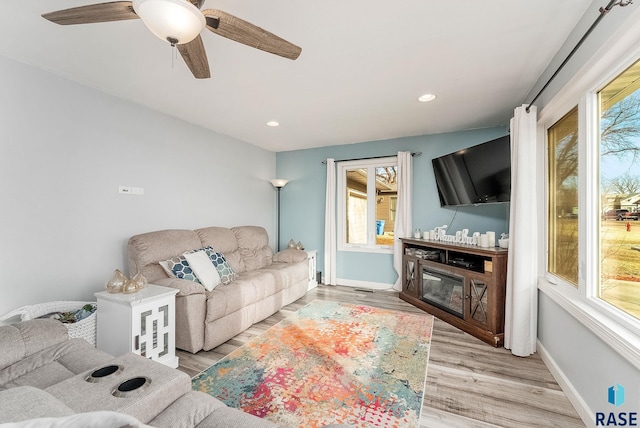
[402,255,421,298]
[464,273,491,330]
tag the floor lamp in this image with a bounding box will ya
[270,179,289,251]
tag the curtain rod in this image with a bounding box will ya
[525,0,633,113]
[321,152,421,164]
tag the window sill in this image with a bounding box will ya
[538,278,640,370]
[338,245,394,255]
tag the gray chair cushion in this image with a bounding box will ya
[0,386,74,423]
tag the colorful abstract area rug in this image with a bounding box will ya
[192,300,434,427]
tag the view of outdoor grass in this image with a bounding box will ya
[601,221,640,317]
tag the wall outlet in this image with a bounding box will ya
[118,186,132,194]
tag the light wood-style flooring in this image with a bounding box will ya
[177,285,585,428]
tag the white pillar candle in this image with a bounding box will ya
[486,231,496,247]
[479,234,489,248]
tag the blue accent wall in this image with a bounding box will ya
[276,126,509,286]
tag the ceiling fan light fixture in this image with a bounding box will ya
[133,0,205,45]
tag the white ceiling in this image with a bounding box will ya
[0,0,592,152]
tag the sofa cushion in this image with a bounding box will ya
[195,227,245,274]
[0,320,69,371]
[0,324,26,371]
[128,229,203,283]
[0,386,74,423]
[264,262,309,289]
[272,248,308,263]
[232,226,274,272]
[0,338,113,390]
[205,271,282,322]
[154,277,205,298]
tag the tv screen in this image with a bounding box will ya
[432,135,511,207]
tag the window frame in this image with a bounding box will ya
[539,16,640,370]
[337,157,397,254]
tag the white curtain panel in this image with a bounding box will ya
[393,151,413,291]
[324,158,337,286]
[504,105,538,357]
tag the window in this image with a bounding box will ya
[598,58,640,320]
[548,107,579,286]
[338,158,397,252]
[541,38,640,365]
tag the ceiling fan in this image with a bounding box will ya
[41,0,302,79]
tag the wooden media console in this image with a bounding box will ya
[399,238,508,347]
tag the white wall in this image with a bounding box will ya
[0,55,276,315]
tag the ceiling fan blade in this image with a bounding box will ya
[177,35,211,79]
[42,2,138,25]
[202,9,301,60]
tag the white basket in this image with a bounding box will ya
[0,301,97,347]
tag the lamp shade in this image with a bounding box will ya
[133,0,205,45]
[270,179,289,188]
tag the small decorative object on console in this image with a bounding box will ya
[105,269,128,293]
[132,272,147,290]
[122,278,138,294]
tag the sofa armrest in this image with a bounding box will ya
[153,278,205,297]
[272,249,308,263]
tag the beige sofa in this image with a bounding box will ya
[127,226,309,353]
[0,319,275,427]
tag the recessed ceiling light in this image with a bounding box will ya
[266,121,280,127]
[418,93,437,102]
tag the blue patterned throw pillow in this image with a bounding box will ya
[159,255,201,284]
[203,247,238,284]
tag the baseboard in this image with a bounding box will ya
[334,278,395,291]
[537,339,596,428]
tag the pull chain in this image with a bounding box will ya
[167,37,178,69]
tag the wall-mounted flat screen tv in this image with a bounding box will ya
[432,135,511,207]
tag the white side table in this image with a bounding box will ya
[306,250,318,290]
[95,284,179,368]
